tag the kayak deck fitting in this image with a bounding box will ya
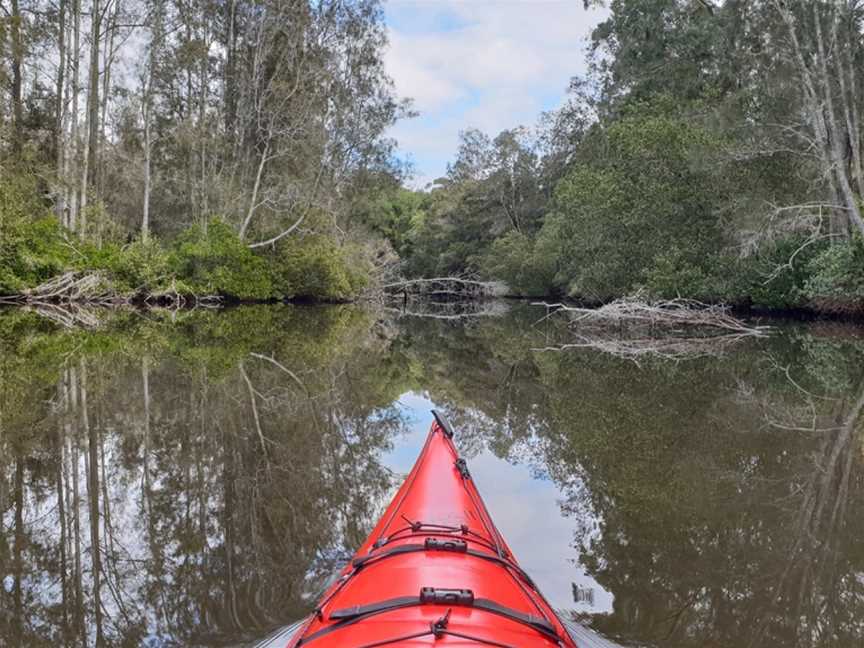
[283,410,581,647]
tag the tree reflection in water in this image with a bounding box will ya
[0,307,405,646]
[1,305,863,647]
[409,315,864,648]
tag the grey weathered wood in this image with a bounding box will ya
[382,277,508,298]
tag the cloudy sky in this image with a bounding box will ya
[383,0,608,187]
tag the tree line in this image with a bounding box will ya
[364,0,864,314]
[4,0,864,310]
[1,0,405,299]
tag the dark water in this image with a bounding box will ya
[1,303,863,648]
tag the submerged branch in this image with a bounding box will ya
[534,294,770,361]
[533,332,762,362]
[534,294,770,336]
[382,277,507,299]
[382,299,510,321]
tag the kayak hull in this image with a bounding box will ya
[289,413,578,647]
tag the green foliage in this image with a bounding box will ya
[643,247,727,300]
[79,238,172,294]
[731,237,827,309]
[482,231,556,296]
[539,111,728,300]
[271,235,369,300]
[169,219,275,300]
[0,167,71,293]
[356,188,426,259]
[392,2,841,313]
[395,128,546,280]
[804,239,864,300]
[0,173,374,301]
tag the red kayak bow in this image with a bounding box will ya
[287,411,579,647]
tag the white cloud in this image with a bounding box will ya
[384,0,608,184]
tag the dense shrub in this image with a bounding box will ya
[169,220,275,299]
[272,235,369,300]
[482,231,556,297]
[0,168,71,293]
[535,114,728,301]
[643,247,728,301]
[730,237,829,310]
[81,239,173,294]
[0,217,71,293]
[804,239,864,301]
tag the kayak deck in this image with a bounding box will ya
[288,412,578,647]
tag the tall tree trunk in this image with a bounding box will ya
[55,0,69,225]
[56,420,70,638]
[182,12,194,213]
[774,0,864,239]
[68,365,85,645]
[9,0,24,152]
[98,0,119,204]
[140,0,160,242]
[12,459,25,642]
[85,0,101,198]
[197,11,209,220]
[142,116,151,241]
[69,0,82,233]
[812,2,864,238]
[141,66,152,242]
[840,18,864,199]
[224,0,237,133]
[223,422,241,629]
[81,361,105,646]
[240,142,269,239]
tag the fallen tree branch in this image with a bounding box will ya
[2,272,223,311]
[382,299,509,321]
[532,294,770,362]
[382,277,507,299]
[533,331,762,363]
[21,303,105,329]
[533,294,770,336]
[25,271,120,304]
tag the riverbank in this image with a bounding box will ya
[3,207,862,322]
[1,214,374,305]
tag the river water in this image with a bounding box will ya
[0,303,862,647]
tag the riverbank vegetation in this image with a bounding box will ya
[0,0,403,301]
[2,0,864,314]
[366,1,864,316]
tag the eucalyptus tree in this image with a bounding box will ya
[2,0,403,256]
[229,0,404,249]
[770,0,864,238]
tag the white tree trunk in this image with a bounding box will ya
[69,0,82,233]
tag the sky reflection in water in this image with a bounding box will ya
[384,391,614,615]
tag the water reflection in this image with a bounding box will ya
[0,305,863,647]
[0,307,405,647]
[413,316,864,648]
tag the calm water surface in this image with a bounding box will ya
[1,303,863,647]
